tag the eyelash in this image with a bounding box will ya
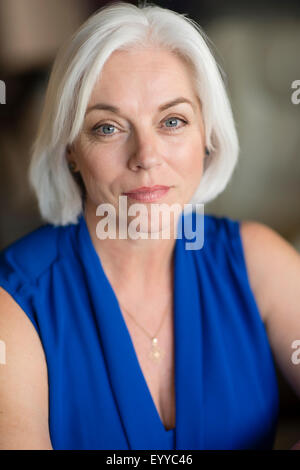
[92,117,188,138]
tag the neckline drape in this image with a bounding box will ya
[73,212,204,450]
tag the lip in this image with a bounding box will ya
[124,185,170,193]
[122,185,171,202]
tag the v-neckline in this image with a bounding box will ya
[117,300,176,434]
[73,211,205,449]
[78,213,177,435]
[117,288,176,434]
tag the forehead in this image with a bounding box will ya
[88,47,197,107]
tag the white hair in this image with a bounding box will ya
[29,0,239,226]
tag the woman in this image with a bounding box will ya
[0,1,299,450]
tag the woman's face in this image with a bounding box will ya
[68,46,206,234]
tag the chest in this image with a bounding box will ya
[122,308,176,431]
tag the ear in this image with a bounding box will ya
[66,144,74,162]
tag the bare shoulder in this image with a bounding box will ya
[239,220,300,402]
[0,287,52,449]
[239,220,300,325]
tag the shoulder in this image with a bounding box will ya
[0,222,71,337]
[0,222,62,284]
[239,220,300,324]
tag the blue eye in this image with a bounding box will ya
[165,118,180,128]
[96,124,116,135]
[164,117,187,131]
[92,116,187,138]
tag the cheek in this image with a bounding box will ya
[77,145,121,185]
[178,143,204,202]
[169,127,204,173]
[177,142,204,181]
[187,158,204,197]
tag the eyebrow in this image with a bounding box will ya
[85,97,196,116]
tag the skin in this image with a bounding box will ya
[67,46,206,312]
[66,47,209,433]
[67,46,300,447]
[240,221,300,450]
[1,45,299,449]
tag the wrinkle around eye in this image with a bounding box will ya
[88,116,189,140]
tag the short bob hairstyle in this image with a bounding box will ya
[29,1,239,226]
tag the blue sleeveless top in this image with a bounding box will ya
[0,211,279,450]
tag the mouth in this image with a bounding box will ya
[122,185,171,202]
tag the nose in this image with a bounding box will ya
[127,128,163,172]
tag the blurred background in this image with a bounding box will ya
[0,0,299,449]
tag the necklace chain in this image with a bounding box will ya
[120,300,171,362]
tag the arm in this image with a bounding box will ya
[240,221,300,449]
[0,287,53,450]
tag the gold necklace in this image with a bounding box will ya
[120,302,171,363]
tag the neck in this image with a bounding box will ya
[83,203,178,305]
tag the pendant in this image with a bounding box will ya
[149,337,165,362]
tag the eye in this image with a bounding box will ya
[92,123,118,137]
[163,117,187,132]
[92,116,188,139]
